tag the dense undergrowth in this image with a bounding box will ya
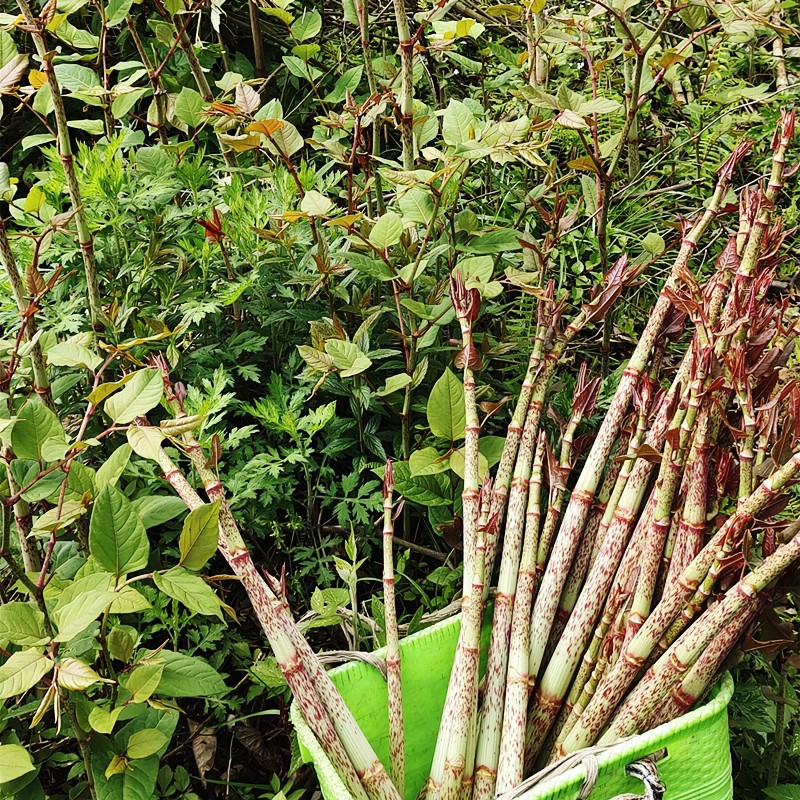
[0,0,799,796]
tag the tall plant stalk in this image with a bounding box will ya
[382,463,405,799]
[16,0,104,328]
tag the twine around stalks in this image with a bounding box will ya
[496,742,666,800]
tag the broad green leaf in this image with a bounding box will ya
[442,99,475,146]
[173,87,205,128]
[0,649,53,699]
[427,369,465,440]
[323,65,362,103]
[459,255,493,286]
[57,657,106,691]
[126,426,165,462]
[450,447,489,481]
[376,373,412,396]
[126,729,167,760]
[463,229,522,254]
[131,495,186,529]
[290,10,322,40]
[579,97,622,115]
[178,501,220,570]
[109,586,151,614]
[105,0,134,26]
[89,484,149,577]
[89,704,124,734]
[52,574,117,642]
[0,744,35,783]
[154,568,223,619]
[300,190,333,217]
[125,663,164,703]
[391,462,451,507]
[369,211,403,250]
[46,341,103,370]
[478,435,506,467]
[397,187,434,225]
[409,447,451,476]
[107,626,136,663]
[262,119,304,157]
[53,63,100,92]
[0,602,48,647]
[104,369,163,424]
[0,31,18,68]
[11,399,68,462]
[325,340,372,378]
[145,649,228,697]
[95,443,132,489]
[68,118,105,134]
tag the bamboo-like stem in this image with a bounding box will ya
[16,0,104,328]
[602,526,800,742]
[561,450,800,755]
[645,596,764,731]
[0,222,52,408]
[391,0,414,169]
[154,375,400,800]
[772,13,789,92]
[126,16,168,144]
[525,161,738,707]
[382,463,405,799]
[484,288,551,588]
[494,431,545,793]
[171,17,237,168]
[428,274,483,800]
[152,444,371,800]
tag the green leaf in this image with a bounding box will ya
[0,744,35,784]
[323,65,362,103]
[325,340,372,378]
[377,373,412,396]
[397,187,434,225]
[173,87,205,128]
[146,649,228,697]
[578,97,622,115]
[11,399,67,462]
[409,447,451,476]
[53,63,100,92]
[46,341,103,370]
[427,368,465,440]
[105,0,134,26]
[391,462,451,507]
[52,573,117,642]
[765,788,800,800]
[0,649,53,699]
[0,31,18,68]
[300,190,333,217]
[0,602,48,647]
[131,495,186,529]
[126,729,167,760]
[449,447,489,481]
[463,229,522,254]
[178,501,220,570]
[154,568,223,619]
[68,118,105,135]
[369,211,403,250]
[262,119,304,157]
[90,484,150,577]
[104,369,163,424]
[125,663,164,703]
[57,657,106,691]
[442,99,475,146]
[95,443,132,489]
[109,586,151,613]
[107,626,136,663]
[126,426,165,462]
[290,10,322,40]
[89,704,124,734]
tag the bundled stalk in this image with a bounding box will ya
[141,112,800,800]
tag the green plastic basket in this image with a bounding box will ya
[291,614,734,800]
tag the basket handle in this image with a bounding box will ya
[606,758,665,800]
